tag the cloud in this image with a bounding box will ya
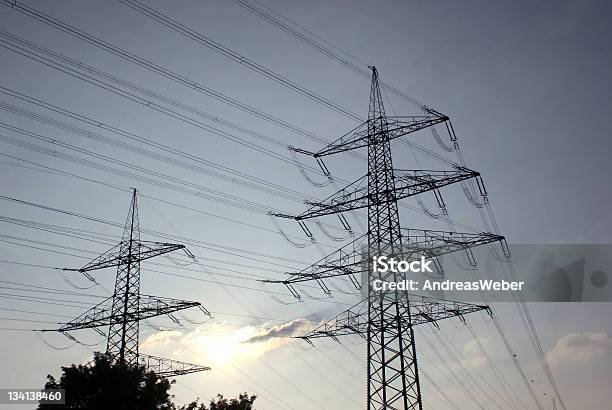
[136,318,317,366]
[547,331,612,364]
[460,337,488,369]
[172,319,315,365]
[459,355,486,369]
[234,318,316,357]
[140,330,183,351]
[241,318,313,344]
[463,338,483,355]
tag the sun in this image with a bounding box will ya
[183,324,272,366]
[203,335,241,365]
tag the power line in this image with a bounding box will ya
[0,0,350,154]
[1,3,474,199]
[0,218,350,296]
[0,316,62,324]
[112,0,460,169]
[0,307,75,318]
[0,93,357,238]
[466,320,528,408]
[0,145,487,241]
[0,198,312,268]
[0,97,311,203]
[0,241,353,305]
[0,274,313,327]
[429,327,504,409]
[0,278,102,296]
[0,217,354,314]
[230,0,427,108]
[0,1,460,180]
[0,292,93,307]
[418,330,485,409]
[117,0,362,121]
[0,152,324,246]
[0,0,458,174]
[0,30,481,234]
[0,28,334,177]
[113,1,459,167]
[0,123,276,214]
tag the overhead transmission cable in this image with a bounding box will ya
[418,330,485,409]
[0,31,480,234]
[0,195,311,268]
[0,273,312,326]
[0,0,351,155]
[0,152,322,246]
[0,241,345,304]
[230,0,426,108]
[0,226,291,282]
[0,29,336,177]
[116,0,362,121]
[0,97,314,203]
[0,1,458,169]
[113,0,457,164]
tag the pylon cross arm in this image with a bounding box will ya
[265,234,368,285]
[137,294,201,315]
[294,168,480,220]
[138,354,210,377]
[400,228,505,257]
[300,295,488,340]
[314,116,448,157]
[66,241,185,273]
[137,241,186,262]
[269,229,504,287]
[44,295,201,332]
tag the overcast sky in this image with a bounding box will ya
[1,0,611,409]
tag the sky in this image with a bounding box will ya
[0,0,611,408]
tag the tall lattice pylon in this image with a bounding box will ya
[269,67,506,409]
[108,188,142,364]
[366,66,421,408]
[43,189,210,376]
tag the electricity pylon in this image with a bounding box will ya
[43,189,210,377]
[269,67,505,409]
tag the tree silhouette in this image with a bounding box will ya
[179,393,257,410]
[37,353,256,410]
[38,352,174,410]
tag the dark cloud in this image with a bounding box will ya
[242,318,313,344]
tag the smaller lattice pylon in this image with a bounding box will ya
[42,189,210,377]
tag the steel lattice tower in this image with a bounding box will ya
[366,67,421,408]
[44,189,210,376]
[108,189,142,364]
[269,67,506,409]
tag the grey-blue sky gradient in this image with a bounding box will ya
[0,1,611,408]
